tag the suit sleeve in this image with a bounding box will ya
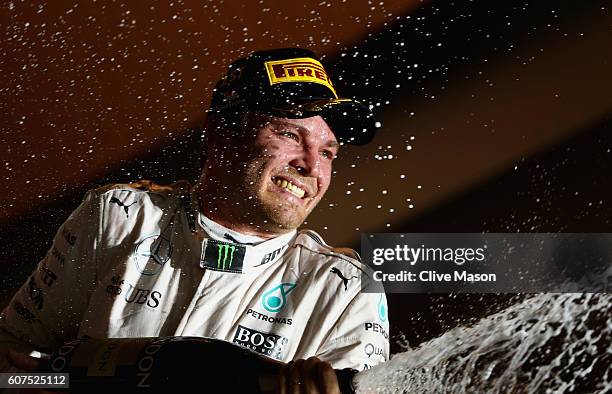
[315,288,390,371]
[0,191,101,372]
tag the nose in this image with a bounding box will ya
[288,145,321,177]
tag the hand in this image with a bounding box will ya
[277,357,340,394]
[6,349,41,372]
[6,349,53,394]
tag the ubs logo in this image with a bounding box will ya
[124,283,162,309]
[133,235,173,276]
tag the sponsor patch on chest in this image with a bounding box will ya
[232,325,289,360]
[200,239,246,273]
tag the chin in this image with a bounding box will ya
[267,211,304,230]
[259,181,325,228]
[257,203,305,231]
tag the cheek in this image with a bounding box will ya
[247,145,285,180]
[256,142,297,169]
[317,164,334,193]
[254,140,283,159]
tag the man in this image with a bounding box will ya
[0,48,389,393]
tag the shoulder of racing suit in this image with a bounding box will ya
[293,229,377,283]
[89,180,193,221]
[292,229,387,296]
[89,179,194,212]
[295,229,361,261]
[86,182,375,282]
[83,180,196,255]
[93,179,193,196]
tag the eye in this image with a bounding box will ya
[321,150,336,160]
[278,130,299,142]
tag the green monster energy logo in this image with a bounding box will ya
[202,239,245,273]
[217,244,236,269]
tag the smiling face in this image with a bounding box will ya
[199,112,339,236]
[246,114,339,231]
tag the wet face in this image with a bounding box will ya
[221,113,339,233]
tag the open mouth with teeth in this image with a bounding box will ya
[272,176,307,199]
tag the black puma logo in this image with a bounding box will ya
[330,267,358,291]
[110,197,137,218]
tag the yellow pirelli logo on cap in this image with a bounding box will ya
[264,57,338,98]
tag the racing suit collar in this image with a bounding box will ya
[199,213,267,245]
[197,211,296,272]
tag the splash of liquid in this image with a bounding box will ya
[355,293,611,393]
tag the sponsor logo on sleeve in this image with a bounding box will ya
[200,239,246,273]
[264,57,338,98]
[262,283,296,313]
[133,235,173,276]
[106,274,124,296]
[13,301,39,324]
[110,196,138,218]
[364,343,385,359]
[27,277,44,310]
[330,267,357,291]
[378,294,387,323]
[40,263,57,287]
[364,322,389,340]
[51,246,66,266]
[61,227,77,246]
[233,325,289,360]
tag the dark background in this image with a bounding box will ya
[1,1,611,353]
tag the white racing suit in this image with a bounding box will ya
[0,181,389,372]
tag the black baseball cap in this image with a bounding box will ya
[208,48,379,145]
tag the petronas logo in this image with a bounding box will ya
[262,283,296,313]
[217,244,236,269]
[378,294,387,323]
